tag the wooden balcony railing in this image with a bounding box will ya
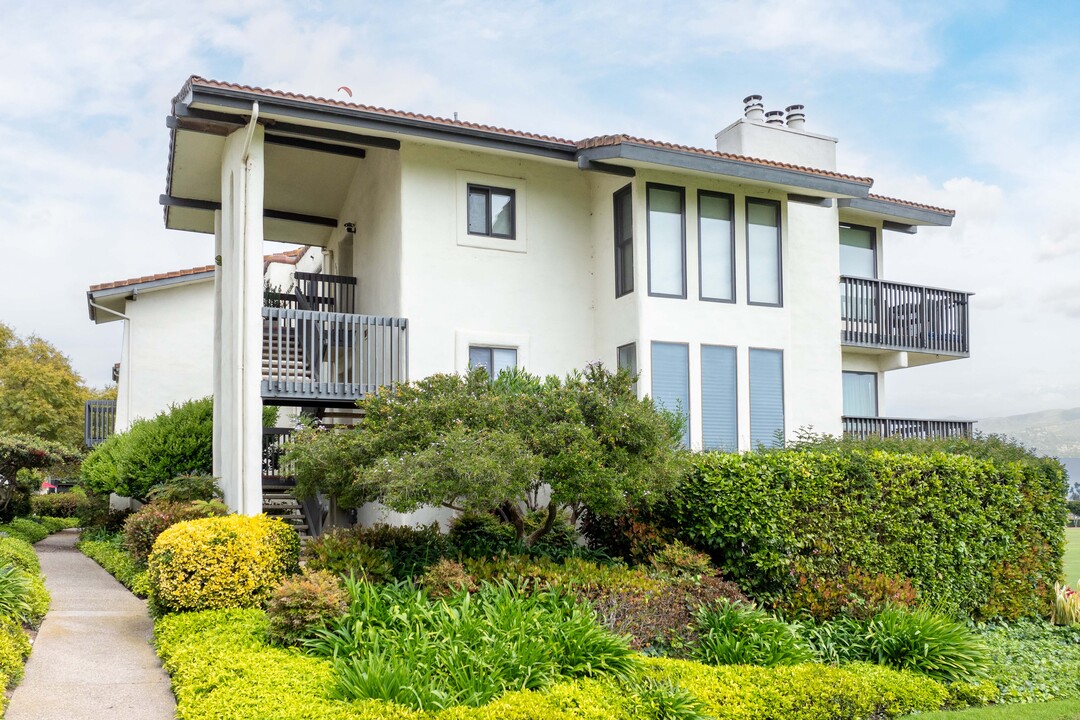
[84,399,116,447]
[840,276,971,356]
[261,307,408,405]
[843,415,974,440]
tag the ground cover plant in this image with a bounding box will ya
[77,531,150,597]
[977,620,1080,704]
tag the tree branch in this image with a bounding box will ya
[525,500,558,547]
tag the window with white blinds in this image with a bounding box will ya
[701,345,737,451]
[842,371,878,416]
[468,346,517,378]
[651,342,689,447]
[749,348,784,448]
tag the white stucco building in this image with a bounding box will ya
[159,78,972,516]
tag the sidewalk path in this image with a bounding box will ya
[6,529,176,719]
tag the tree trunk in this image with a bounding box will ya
[502,501,525,542]
[525,501,558,547]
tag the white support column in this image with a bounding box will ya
[218,123,266,515]
[212,210,223,481]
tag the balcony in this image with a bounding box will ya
[261,273,408,406]
[840,276,971,357]
[84,399,116,447]
[842,415,974,440]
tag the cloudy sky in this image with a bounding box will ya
[0,0,1077,421]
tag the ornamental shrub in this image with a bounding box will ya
[122,499,228,563]
[305,523,450,581]
[783,568,918,621]
[0,615,30,687]
[692,600,814,667]
[148,515,300,613]
[146,474,221,503]
[669,445,1066,619]
[0,537,39,575]
[857,607,990,684]
[420,559,477,598]
[30,491,87,518]
[266,569,347,646]
[0,566,33,623]
[649,541,714,579]
[0,518,48,544]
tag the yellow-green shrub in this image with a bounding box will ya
[0,616,30,687]
[148,515,299,613]
[0,537,40,575]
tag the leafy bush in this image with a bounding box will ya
[32,515,77,533]
[669,445,1066,619]
[267,569,347,646]
[0,615,30,687]
[783,568,918,621]
[0,566,33,623]
[30,490,88,518]
[78,535,150,597]
[464,554,662,596]
[649,541,713,579]
[0,518,47,544]
[0,537,39,575]
[692,600,814,667]
[122,499,227,563]
[590,574,749,654]
[447,510,583,561]
[420,559,477,598]
[146,474,222,503]
[978,620,1080,703]
[74,492,132,532]
[308,578,639,711]
[148,515,300,613]
[581,504,672,566]
[305,523,450,581]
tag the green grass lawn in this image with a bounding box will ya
[1064,527,1080,585]
[913,700,1080,719]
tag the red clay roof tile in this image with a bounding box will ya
[866,193,956,216]
[89,248,307,293]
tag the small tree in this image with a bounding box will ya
[0,434,81,519]
[286,364,686,546]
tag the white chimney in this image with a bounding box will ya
[743,94,764,123]
[785,104,806,131]
[765,110,785,125]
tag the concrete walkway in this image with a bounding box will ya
[6,529,176,719]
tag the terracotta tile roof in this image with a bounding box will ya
[577,135,873,185]
[866,193,956,217]
[90,248,307,293]
[180,77,869,184]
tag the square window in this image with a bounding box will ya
[469,345,518,377]
[467,185,516,239]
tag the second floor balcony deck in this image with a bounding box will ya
[840,276,971,357]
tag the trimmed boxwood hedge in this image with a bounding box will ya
[667,447,1066,619]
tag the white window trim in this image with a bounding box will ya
[456,170,528,253]
[455,329,531,374]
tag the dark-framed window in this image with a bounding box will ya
[617,342,638,393]
[701,344,737,451]
[746,198,782,306]
[651,341,690,447]
[749,348,784,448]
[842,371,878,417]
[467,184,516,239]
[647,183,686,298]
[614,184,634,297]
[698,190,735,302]
[468,345,517,377]
[839,223,877,279]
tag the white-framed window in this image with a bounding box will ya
[842,371,878,417]
[467,184,515,239]
[747,198,782,306]
[468,345,518,378]
[651,341,690,447]
[749,348,784,447]
[701,344,737,451]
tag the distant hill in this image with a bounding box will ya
[978,407,1080,458]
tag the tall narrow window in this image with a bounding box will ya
[747,198,782,306]
[617,342,638,393]
[647,184,686,298]
[839,224,876,278]
[701,345,737,451]
[468,346,517,377]
[749,348,784,447]
[614,185,634,297]
[842,371,878,416]
[467,185,515,238]
[699,191,735,302]
[651,342,690,447]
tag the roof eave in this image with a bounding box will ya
[87,270,216,322]
[576,143,872,198]
[838,197,954,227]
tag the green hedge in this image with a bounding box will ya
[154,608,952,720]
[668,448,1066,619]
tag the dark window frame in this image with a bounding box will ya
[839,222,878,279]
[646,183,687,299]
[745,197,783,307]
[700,343,739,451]
[467,344,518,377]
[698,189,737,303]
[749,346,785,447]
[467,184,516,239]
[613,184,634,298]
[841,370,879,417]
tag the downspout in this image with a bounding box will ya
[239,102,259,514]
[88,299,133,429]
